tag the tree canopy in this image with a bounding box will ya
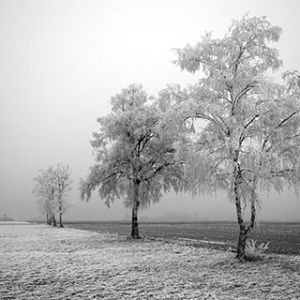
[80,84,183,238]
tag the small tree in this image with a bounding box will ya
[37,197,52,225]
[171,15,300,260]
[33,164,72,227]
[80,84,183,238]
[50,163,72,228]
[33,167,57,226]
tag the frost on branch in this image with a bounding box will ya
[172,15,300,260]
[80,84,184,238]
[33,164,72,227]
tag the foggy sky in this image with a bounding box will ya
[0,0,300,222]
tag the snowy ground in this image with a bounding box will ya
[0,224,299,300]
[0,221,30,225]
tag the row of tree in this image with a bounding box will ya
[33,163,72,227]
[79,15,300,260]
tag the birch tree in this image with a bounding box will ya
[80,84,183,238]
[170,15,300,259]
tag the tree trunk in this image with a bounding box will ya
[58,201,64,228]
[51,212,57,227]
[131,180,140,239]
[235,196,258,260]
[233,157,247,260]
[48,212,52,225]
[235,196,247,260]
[247,179,257,234]
[46,213,51,225]
[59,211,64,228]
[237,227,247,260]
[236,177,257,260]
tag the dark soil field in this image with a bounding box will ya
[66,221,300,255]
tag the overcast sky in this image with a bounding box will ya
[0,0,300,222]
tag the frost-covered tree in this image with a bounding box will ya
[169,15,300,259]
[33,164,72,227]
[80,84,183,238]
[49,163,73,228]
[33,167,57,226]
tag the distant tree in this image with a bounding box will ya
[33,164,72,227]
[49,163,72,227]
[80,84,183,238]
[169,15,300,260]
[0,213,14,221]
[37,197,52,225]
[33,167,57,226]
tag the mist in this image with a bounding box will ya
[1,0,300,222]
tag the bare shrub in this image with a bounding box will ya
[245,239,270,261]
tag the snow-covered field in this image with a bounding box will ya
[0,224,299,300]
[0,221,30,225]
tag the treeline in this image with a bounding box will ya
[34,15,300,261]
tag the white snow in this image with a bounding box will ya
[0,224,299,300]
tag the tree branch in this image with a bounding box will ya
[275,110,300,129]
[244,114,260,129]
